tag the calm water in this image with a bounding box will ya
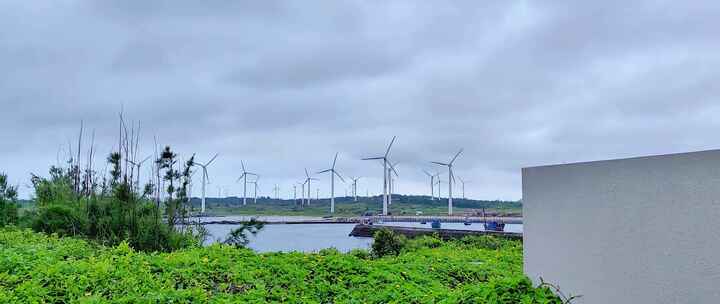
[202,216,523,253]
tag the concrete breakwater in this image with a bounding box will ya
[349,224,523,240]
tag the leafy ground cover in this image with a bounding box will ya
[0,228,559,303]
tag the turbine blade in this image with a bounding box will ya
[207,153,219,166]
[241,160,246,172]
[450,148,463,164]
[384,136,396,158]
[362,157,384,160]
[305,168,310,178]
[334,170,345,183]
[332,152,338,169]
[431,161,449,166]
[388,161,399,177]
[318,169,332,174]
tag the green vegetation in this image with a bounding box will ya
[197,195,521,217]
[0,228,562,303]
[0,173,19,226]
[3,117,206,252]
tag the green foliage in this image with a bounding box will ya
[0,228,563,303]
[31,204,86,236]
[21,146,202,252]
[372,228,407,258]
[223,219,265,248]
[0,173,19,226]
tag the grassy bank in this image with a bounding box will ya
[0,228,558,303]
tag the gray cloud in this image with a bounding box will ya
[2,1,720,200]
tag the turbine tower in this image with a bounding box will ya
[193,153,218,214]
[237,161,257,206]
[387,162,398,205]
[423,170,437,200]
[432,149,463,215]
[318,152,345,214]
[299,181,306,206]
[458,177,468,199]
[362,136,397,216]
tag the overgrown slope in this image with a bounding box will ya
[0,229,558,303]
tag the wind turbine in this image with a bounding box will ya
[362,136,397,216]
[128,155,152,193]
[423,170,437,200]
[350,177,361,201]
[318,152,345,214]
[458,176,468,199]
[237,161,258,206]
[193,153,218,214]
[249,177,259,204]
[303,168,318,206]
[432,149,463,215]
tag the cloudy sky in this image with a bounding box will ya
[2,1,719,200]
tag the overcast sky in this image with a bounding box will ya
[2,1,719,200]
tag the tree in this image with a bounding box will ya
[224,219,265,248]
[0,173,18,226]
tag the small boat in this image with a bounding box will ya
[481,207,505,231]
[431,219,441,229]
[483,221,506,232]
[463,217,472,225]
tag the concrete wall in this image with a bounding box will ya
[522,150,720,304]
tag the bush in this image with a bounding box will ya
[0,173,18,226]
[348,248,371,259]
[31,205,87,237]
[459,235,507,250]
[371,228,406,258]
[0,228,564,303]
[404,234,443,252]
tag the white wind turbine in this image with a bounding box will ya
[432,149,463,215]
[193,153,218,214]
[237,161,258,206]
[423,170,438,200]
[350,177,361,201]
[303,168,318,206]
[128,155,152,193]
[362,136,397,216]
[249,177,259,204]
[318,152,346,214]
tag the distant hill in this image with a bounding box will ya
[190,195,521,217]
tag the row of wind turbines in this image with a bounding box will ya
[192,136,466,216]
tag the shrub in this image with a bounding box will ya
[0,173,18,226]
[459,235,507,250]
[31,205,87,236]
[371,228,406,258]
[348,248,371,259]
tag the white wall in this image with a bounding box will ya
[522,150,720,304]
